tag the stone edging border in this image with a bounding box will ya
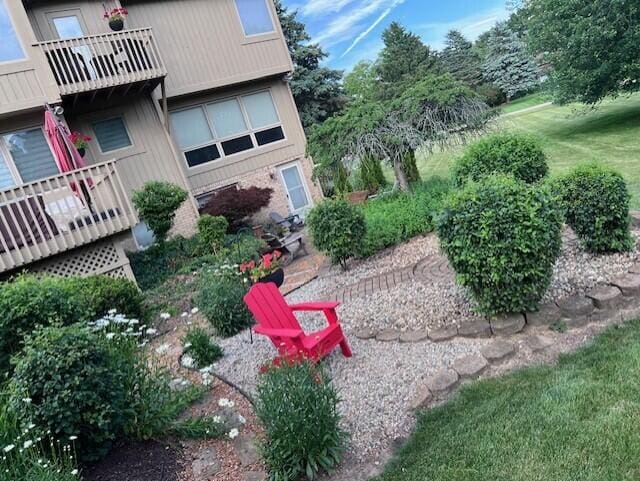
[354,262,640,344]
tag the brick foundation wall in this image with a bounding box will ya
[169,199,199,238]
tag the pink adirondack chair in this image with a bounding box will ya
[243,282,352,361]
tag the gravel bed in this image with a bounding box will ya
[214,322,484,462]
[213,223,640,464]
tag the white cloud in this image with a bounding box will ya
[340,1,404,58]
[299,0,358,17]
[416,6,509,50]
[313,0,403,48]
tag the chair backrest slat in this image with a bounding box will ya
[244,283,300,330]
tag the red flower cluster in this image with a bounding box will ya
[104,7,128,20]
[239,250,282,282]
[259,351,311,374]
[69,131,91,149]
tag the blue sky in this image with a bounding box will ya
[282,0,510,71]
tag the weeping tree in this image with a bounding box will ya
[308,74,494,192]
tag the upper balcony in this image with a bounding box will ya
[35,28,167,100]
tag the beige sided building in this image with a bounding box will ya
[0,0,322,280]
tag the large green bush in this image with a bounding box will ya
[307,199,366,269]
[132,181,188,242]
[0,275,143,378]
[9,325,131,462]
[452,132,548,186]
[255,357,346,481]
[553,163,633,253]
[437,175,562,315]
[361,178,450,256]
[195,269,252,337]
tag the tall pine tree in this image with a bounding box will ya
[441,30,483,88]
[483,22,540,100]
[376,22,440,98]
[274,1,346,130]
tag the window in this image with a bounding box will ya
[0,0,25,63]
[52,15,85,39]
[0,152,15,189]
[3,128,59,183]
[92,117,132,153]
[234,0,275,36]
[170,89,284,169]
[242,91,279,128]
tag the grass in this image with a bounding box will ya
[413,94,640,208]
[499,91,550,114]
[377,320,640,481]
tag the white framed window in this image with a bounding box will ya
[92,117,132,153]
[234,0,275,36]
[0,0,26,63]
[0,151,16,189]
[170,89,285,169]
[2,128,59,184]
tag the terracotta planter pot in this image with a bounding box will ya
[109,18,124,31]
[257,267,284,288]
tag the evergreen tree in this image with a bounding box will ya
[344,60,379,102]
[274,1,346,129]
[376,22,440,98]
[483,22,540,100]
[441,30,483,88]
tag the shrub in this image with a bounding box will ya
[0,276,85,378]
[201,186,273,231]
[361,178,450,256]
[476,82,506,107]
[452,132,548,186]
[132,181,188,242]
[0,275,144,377]
[307,199,366,269]
[402,150,421,184]
[255,357,346,481]
[9,325,131,461]
[195,269,252,337]
[197,215,228,253]
[553,163,633,253]
[437,175,562,315]
[73,275,144,320]
[182,327,223,367]
[351,155,387,193]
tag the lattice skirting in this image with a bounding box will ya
[4,234,136,283]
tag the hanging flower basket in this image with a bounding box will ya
[104,7,128,31]
[69,131,91,157]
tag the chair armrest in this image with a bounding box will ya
[289,301,340,312]
[253,326,304,338]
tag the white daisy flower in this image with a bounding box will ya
[228,428,239,439]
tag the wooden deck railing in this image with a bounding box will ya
[0,160,137,274]
[36,28,166,96]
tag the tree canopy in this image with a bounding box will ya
[442,30,483,88]
[523,0,640,104]
[483,22,540,100]
[274,1,346,129]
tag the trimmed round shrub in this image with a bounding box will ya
[554,163,633,253]
[197,214,228,253]
[195,270,252,337]
[255,357,346,481]
[307,199,366,269]
[437,175,562,315]
[9,324,131,462]
[453,132,548,186]
[132,181,188,242]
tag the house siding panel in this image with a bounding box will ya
[124,0,292,97]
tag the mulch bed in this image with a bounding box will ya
[82,440,182,481]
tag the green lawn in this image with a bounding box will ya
[377,320,640,481]
[499,91,550,114]
[414,94,640,208]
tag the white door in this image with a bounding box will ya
[279,161,312,217]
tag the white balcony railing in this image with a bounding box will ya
[0,160,137,274]
[36,28,166,96]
